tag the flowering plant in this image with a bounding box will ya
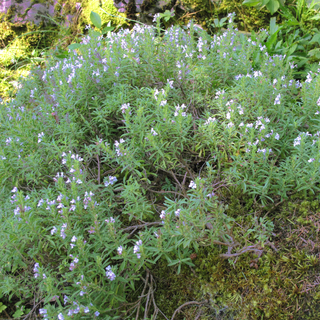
[1,10,320,319]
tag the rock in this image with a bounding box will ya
[0,0,74,26]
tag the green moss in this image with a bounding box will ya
[80,0,129,30]
[192,196,320,319]
[0,66,31,101]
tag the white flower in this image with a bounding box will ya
[151,128,158,136]
[189,181,196,189]
[274,133,280,140]
[293,136,301,147]
[308,158,315,163]
[121,103,130,113]
[153,13,160,22]
[274,94,281,105]
[38,132,44,143]
[51,227,57,235]
[117,246,123,255]
[160,210,166,219]
[167,79,174,88]
[105,217,115,223]
[204,117,216,125]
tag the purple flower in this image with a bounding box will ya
[105,217,115,224]
[88,226,96,234]
[105,265,116,281]
[104,176,117,187]
[39,309,47,315]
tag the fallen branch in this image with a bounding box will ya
[171,301,205,320]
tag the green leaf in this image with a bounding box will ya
[266,32,278,50]
[308,48,320,59]
[242,0,262,6]
[0,302,7,313]
[310,33,320,45]
[266,0,280,14]
[287,43,297,57]
[13,309,24,318]
[91,30,102,38]
[102,26,115,34]
[310,13,320,20]
[90,11,102,29]
[269,17,278,35]
[67,43,82,50]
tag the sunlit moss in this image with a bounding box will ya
[80,0,129,30]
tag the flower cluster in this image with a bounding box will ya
[189,181,196,189]
[114,139,126,156]
[133,239,142,259]
[69,255,79,271]
[105,265,116,281]
[104,176,117,187]
[174,104,187,117]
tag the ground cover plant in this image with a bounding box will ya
[1,11,320,320]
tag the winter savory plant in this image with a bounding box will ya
[1,11,320,319]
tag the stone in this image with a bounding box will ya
[0,0,72,26]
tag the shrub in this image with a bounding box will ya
[1,12,320,319]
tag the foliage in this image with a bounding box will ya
[242,0,285,15]
[1,8,320,320]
